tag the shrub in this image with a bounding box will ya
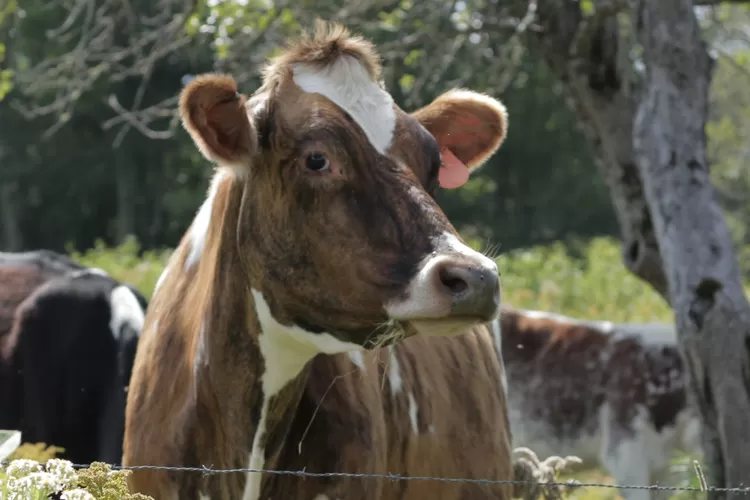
[495,236,674,322]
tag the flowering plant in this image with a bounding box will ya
[0,458,152,500]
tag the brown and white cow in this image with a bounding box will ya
[499,306,701,500]
[124,22,513,500]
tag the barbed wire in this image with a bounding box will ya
[3,459,750,494]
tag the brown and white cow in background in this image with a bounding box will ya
[499,306,701,500]
[124,22,514,500]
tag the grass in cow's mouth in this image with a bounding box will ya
[367,318,407,349]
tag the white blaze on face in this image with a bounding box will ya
[291,56,396,154]
[108,285,146,340]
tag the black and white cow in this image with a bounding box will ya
[0,250,147,466]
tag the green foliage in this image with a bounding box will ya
[0,0,16,101]
[701,5,750,279]
[0,0,619,255]
[484,237,671,322]
[67,236,172,300]
[0,67,13,100]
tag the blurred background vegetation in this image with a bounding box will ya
[2,0,750,497]
[3,1,750,279]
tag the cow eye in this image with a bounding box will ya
[305,152,330,172]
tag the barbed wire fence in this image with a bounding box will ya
[3,455,750,496]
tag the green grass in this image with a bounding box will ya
[65,234,722,499]
[67,235,172,301]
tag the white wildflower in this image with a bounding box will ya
[5,458,42,479]
[1,476,18,498]
[45,458,78,489]
[13,471,59,497]
[61,488,96,500]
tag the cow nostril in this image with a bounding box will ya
[439,266,469,295]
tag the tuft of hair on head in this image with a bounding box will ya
[179,73,257,167]
[262,19,383,86]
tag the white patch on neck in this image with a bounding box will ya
[185,169,229,271]
[291,56,396,154]
[243,405,269,500]
[387,345,403,395]
[242,289,364,500]
[348,350,366,370]
[108,285,145,340]
[407,392,419,435]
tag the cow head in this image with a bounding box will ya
[179,22,507,350]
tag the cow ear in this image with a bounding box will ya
[179,74,257,166]
[412,89,508,189]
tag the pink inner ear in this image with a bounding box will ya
[439,114,484,149]
[439,148,470,189]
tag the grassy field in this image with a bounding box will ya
[66,235,717,499]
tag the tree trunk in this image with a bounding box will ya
[525,1,671,302]
[633,0,750,496]
[516,0,750,494]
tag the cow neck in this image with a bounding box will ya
[188,171,318,499]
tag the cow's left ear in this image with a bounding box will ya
[411,89,508,189]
